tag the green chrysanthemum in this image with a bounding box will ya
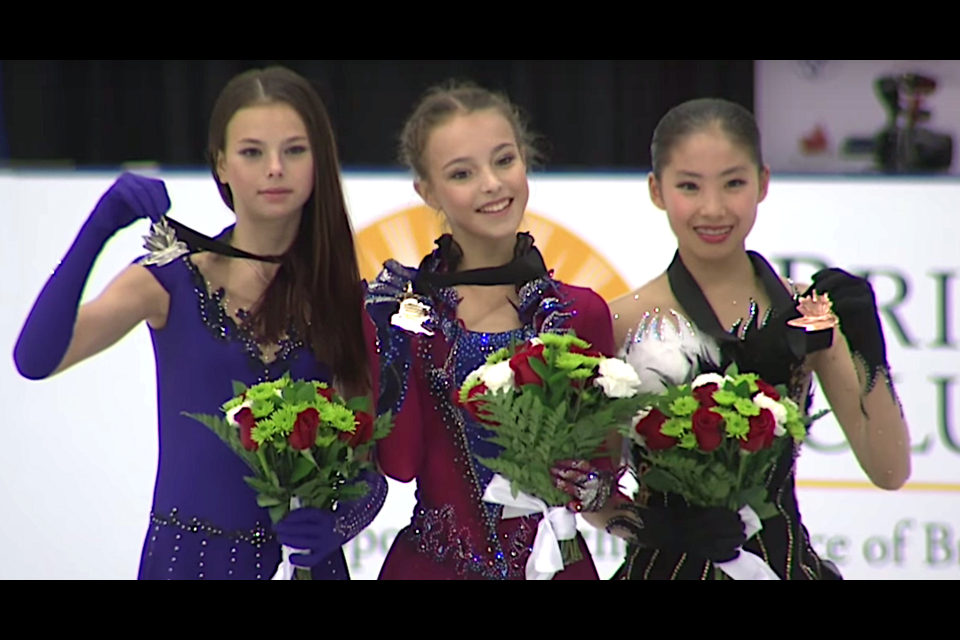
[669,396,700,418]
[251,398,277,419]
[731,373,760,393]
[271,403,311,435]
[251,416,282,445]
[719,409,750,438]
[713,390,739,406]
[247,387,280,404]
[538,332,589,351]
[567,368,595,380]
[660,417,691,438]
[787,419,806,442]
[221,395,247,413]
[486,347,512,365]
[734,398,761,417]
[554,352,601,372]
[782,398,802,422]
[679,432,698,450]
[318,402,357,433]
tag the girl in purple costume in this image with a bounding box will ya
[13,66,386,580]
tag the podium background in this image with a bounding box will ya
[2,169,958,580]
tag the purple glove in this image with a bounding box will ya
[85,171,171,237]
[273,471,387,568]
[13,172,169,380]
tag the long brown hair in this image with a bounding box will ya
[207,66,369,396]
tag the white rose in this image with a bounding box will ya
[463,363,490,388]
[631,408,651,427]
[628,408,651,447]
[691,373,726,389]
[480,361,515,395]
[594,357,642,398]
[754,393,788,436]
[226,400,253,426]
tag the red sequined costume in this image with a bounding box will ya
[366,241,615,580]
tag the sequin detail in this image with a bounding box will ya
[365,260,417,416]
[149,508,274,547]
[334,474,388,540]
[406,504,537,580]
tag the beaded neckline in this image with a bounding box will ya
[181,256,305,369]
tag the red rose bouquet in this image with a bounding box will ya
[184,373,392,580]
[620,363,827,579]
[457,332,646,579]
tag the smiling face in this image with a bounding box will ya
[414,109,529,247]
[649,124,770,262]
[215,101,315,223]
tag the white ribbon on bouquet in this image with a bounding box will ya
[271,496,310,581]
[482,474,579,581]
[713,506,781,580]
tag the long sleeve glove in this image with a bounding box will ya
[13,172,169,379]
[806,268,892,395]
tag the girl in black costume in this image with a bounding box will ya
[552,98,912,580]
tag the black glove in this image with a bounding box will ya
[606,501,747,563]
[807,268,890,393]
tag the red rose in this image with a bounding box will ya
[691,407,725,452]
[635,408,678,451]
[692,383,719,408]
[456,383,495,425]
[339,411,375,448]
[741,409,777,452]
[289,408,320,451]
[509,343,547,387]
[236,407,258,452]
[755,380,780,401]
[316,385,335,401]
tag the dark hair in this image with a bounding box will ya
[207,66,369,396]
[650,98,763,179]
[399,80,541,180]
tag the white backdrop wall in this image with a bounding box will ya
[2,170,958,580]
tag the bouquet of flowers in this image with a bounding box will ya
[456,332,645,580]
[620,363,827,580]
[184,373,393,580]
